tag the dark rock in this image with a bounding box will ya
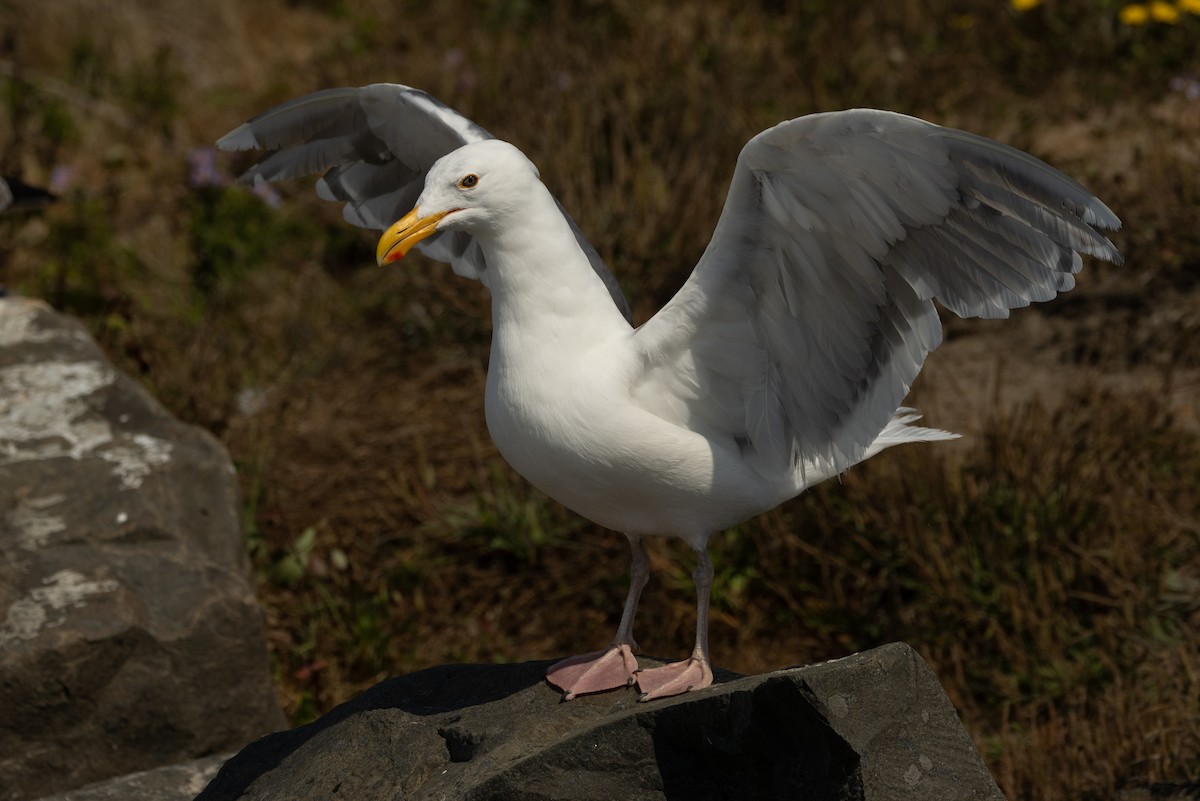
[0,298,284,800]
[30,754,230,801]
[198,642,1005,801]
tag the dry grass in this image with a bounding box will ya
[1,1,1198,799]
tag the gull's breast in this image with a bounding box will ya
[482,341,778,542]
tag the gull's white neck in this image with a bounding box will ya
[476,183,632,351]
[477,181,640,521]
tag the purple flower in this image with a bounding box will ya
[49,165,75,194]
[251,175,282,208]
[1169,75,1200,101]
[188,147,226,188]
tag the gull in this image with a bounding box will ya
[0,175,55,215]
[219,84,1121,701]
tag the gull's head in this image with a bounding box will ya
[377,140,540,265]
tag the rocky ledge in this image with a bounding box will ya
[198,642,1004,801]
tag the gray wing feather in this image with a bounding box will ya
[634,109,1121,481]
[218,84,632,322]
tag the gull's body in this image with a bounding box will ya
[220,84,1121,700]
[474,162,788,544]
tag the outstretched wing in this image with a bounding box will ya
[218,83,631,321]
[632,109,1121,482]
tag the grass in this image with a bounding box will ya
[1,1,1198,799]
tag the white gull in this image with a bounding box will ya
[220,84,1121,701]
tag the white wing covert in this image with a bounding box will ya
[632,109,1121,483]
[218,83,631,321]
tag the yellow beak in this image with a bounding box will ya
[376,207,456,265]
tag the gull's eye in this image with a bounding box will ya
[458,173,479,189]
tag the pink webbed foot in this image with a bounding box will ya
[634,655,713,701]
[546,643,639,701]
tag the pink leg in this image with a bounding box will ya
[634,547,714,701]
[546,535,650,700]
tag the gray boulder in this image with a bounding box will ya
[198,642,1005,801]
[0,297,284,800]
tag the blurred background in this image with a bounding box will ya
[1,1,1197,798]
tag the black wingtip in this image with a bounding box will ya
[1,176,56,214]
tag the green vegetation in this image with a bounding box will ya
[1,1,1197,799]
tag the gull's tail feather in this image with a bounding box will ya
[864,407,959,459]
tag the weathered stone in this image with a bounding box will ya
[198,642,1005,801]
[0,297,284,800]
[30,754,230,801]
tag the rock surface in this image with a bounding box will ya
[30,755,230,801]
[0,297,284,800]
[198,642,1004,801]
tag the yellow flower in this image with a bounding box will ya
[1179,0,1200,14]
[1119,3,1150,23]
[1011,0,1041,10]
[1149,0,1180,21]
